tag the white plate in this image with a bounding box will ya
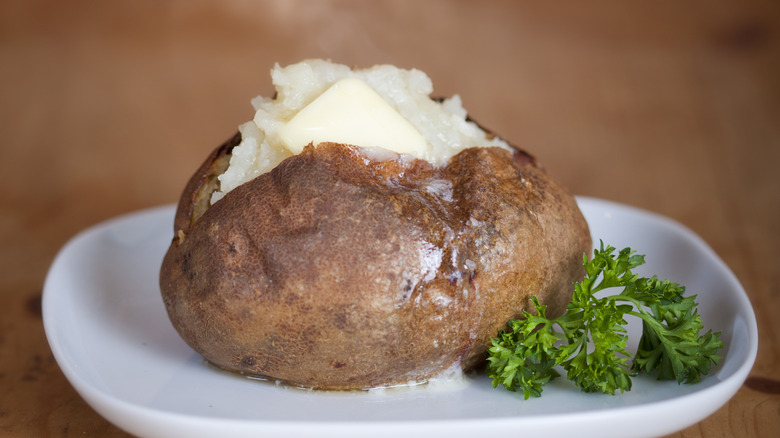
[43,197,757,438]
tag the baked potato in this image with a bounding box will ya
[160,60,591,390]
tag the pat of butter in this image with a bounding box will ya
[278,77,427,156]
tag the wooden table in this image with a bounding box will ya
[1,1,778,436]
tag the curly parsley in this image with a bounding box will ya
[487,242,723,399]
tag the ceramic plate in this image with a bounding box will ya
[43,197,757,438]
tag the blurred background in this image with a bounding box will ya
[1,0,778,436]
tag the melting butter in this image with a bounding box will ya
[278,77,427,156]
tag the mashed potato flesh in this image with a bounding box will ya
[211,59,510,204]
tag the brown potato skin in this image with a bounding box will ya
[160,135,591,390]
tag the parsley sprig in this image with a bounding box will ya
[487,242,723,399]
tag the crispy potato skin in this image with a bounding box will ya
[160,135,591,390]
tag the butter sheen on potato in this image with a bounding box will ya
[159,60,591,390]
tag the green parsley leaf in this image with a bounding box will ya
[486,241,723,398]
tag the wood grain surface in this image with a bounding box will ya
[1,0,778,436]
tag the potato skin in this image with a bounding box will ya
[160,135,591,390]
